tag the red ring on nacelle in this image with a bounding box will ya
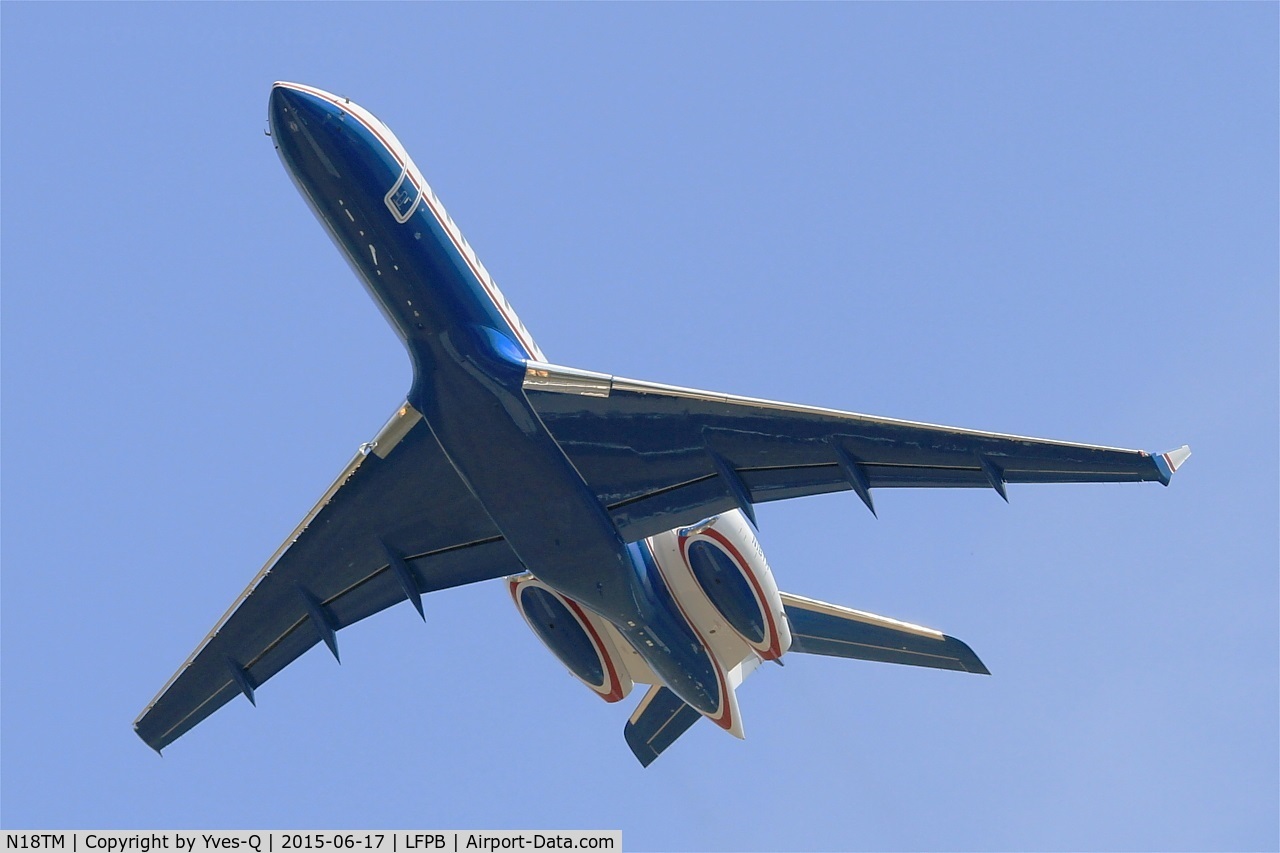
[508,577,629,703]
[679,529,783,661]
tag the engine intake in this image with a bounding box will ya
[672,512,792,661]
[508,575,634,703]
[685,539,767,645]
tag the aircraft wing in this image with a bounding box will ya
[134,404,521,753]
[523,363,1191,541]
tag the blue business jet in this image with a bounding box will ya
[134,83,1190,765]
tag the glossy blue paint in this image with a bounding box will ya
[685,540,766,645]
[518,586,606,688]
[273,84,630,612]
[269,86,520,362]
[621,541,721,716]
[269,83,726,725]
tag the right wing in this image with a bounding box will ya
[134,403,521,752]
[524,363,1190,541]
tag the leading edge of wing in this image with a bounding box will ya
[608,374,1165,460]
[608,373,1192,485]
[525,362,1181,459]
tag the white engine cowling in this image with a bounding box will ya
[647,510,792,663]
[507,575,634,703]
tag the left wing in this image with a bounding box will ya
[134,404,521,752]
[523,363,1190,541]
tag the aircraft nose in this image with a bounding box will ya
[268,82,332,135]
[269,82,351,182]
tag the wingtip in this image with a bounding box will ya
[945,634,991,675]
[1152,445,1192,486]
[623,720,660,768]
[135,726,164,756]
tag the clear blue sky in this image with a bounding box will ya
[3,4,1276,850]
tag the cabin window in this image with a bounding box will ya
[384,168,422,223]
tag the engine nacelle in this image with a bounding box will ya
[649,511,792,662]
[507,575,634,703]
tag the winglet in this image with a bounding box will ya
[1152,445,1192,486]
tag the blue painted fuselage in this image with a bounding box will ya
[268,85,724,715]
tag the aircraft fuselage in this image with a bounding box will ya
[268,83,736,724]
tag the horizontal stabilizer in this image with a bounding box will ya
[624,684,702,767]
[782,592,989,675]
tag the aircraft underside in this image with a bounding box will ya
[132,82,1188,765]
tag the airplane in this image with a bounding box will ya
[134,82,1190,766]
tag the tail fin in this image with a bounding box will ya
[622,597,985,767]
[781,592,989,675]
[624,685,703,767]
